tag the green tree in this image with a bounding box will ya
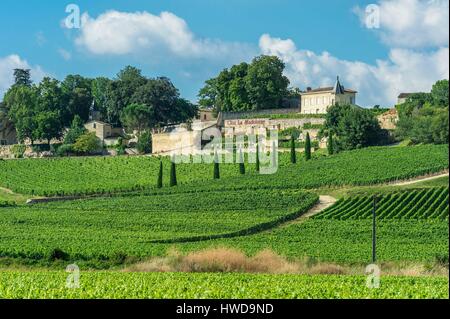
[255,142,260,173]
[245,55,290,109]
[431,79,449,107]
[157,161,163,188]
[170,161,177,187]
[120,103,152,136]
[73,132,100,154]
[64,115,87,145]
[290,135,296,163]
[13,69,32,87]
[238,149,245,175]
[34,111,63,145]
[91,77,112,120]
[136,130,152,154]
[5,85,38,144]
[327,133,334,155]
[325,104,386,150]
[61,75,93,125]
[213,151,220,179]
[198,55,289,112]
[105,66,147,126]
[304,132,311,160]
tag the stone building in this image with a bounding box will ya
[397,93,413,105]
[84,120,124,146]
[300,77,357,114]
[377,108,399,130]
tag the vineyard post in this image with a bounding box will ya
[372,195,377,264]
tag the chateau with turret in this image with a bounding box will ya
[300,77,357,114]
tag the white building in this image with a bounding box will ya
[300,77,357,114]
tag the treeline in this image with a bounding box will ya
[198,55,296,113]
[395,79,449,144]
[1,67,198,145]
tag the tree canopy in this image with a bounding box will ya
[198,55,290,112]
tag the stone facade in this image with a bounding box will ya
[377,108,399,130]
[84,121,123,141]
[300,77,357,114]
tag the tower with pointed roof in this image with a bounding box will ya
[300,76,357,114]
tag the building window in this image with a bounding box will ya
[93,123,96,129]
[204,114,207,120]
[0,140,7,146]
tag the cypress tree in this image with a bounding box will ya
[157,161,163,188]
[213,151,220,179]
[255,142,260,173]
[239,149,245,175]
[305,132,312,161]
[290,135,296,163]
[170,161,177,187]
[327,133,334,155]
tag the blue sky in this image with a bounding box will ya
[0,0,448,107]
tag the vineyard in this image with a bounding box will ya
[0,189,318,261]
[0,144,447,196]
[315,187,449,220]
[0,272,447,299]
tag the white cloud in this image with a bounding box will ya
[259,34,449,107]
[75,10,255,60]
[0,55,46,99]
[58,48,72,61]
[354,0,449,48]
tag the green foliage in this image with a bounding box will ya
[213,152,220,179]
[0,272,446,299]
[238,149,245,175]
[73,132,101,154]
[315,187,449,220]
[157,161,163,188]
[325,104,388,150]
[120,103,151,135]
[170,161,177,187]
[290,136,296,163]
[13,69,32,87]
[64,115,86,145]
[304,133,311,160]
[198,55,289,112]
[136,131,152,154]
[0,145,447,196]
[10,144,26,158]
[431,79,449,107]
[327,134,334,155]
[0,190,316,260]
[61,74,93,125]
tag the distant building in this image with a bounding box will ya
[198,108,217,122]
[300,76,357,114]
[84,120,124,146]
[377,108,399,130]
[397,93,413,105]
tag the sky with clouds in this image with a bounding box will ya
[0,0,448,107]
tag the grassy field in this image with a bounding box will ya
[0,144,447,196]
[0,272,447,299]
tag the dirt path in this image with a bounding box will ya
[390,171,449,186]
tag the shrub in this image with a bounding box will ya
[48,248,69,261]
[11,144,26,158]
[73,132,101,155]
[136,131,152,154]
